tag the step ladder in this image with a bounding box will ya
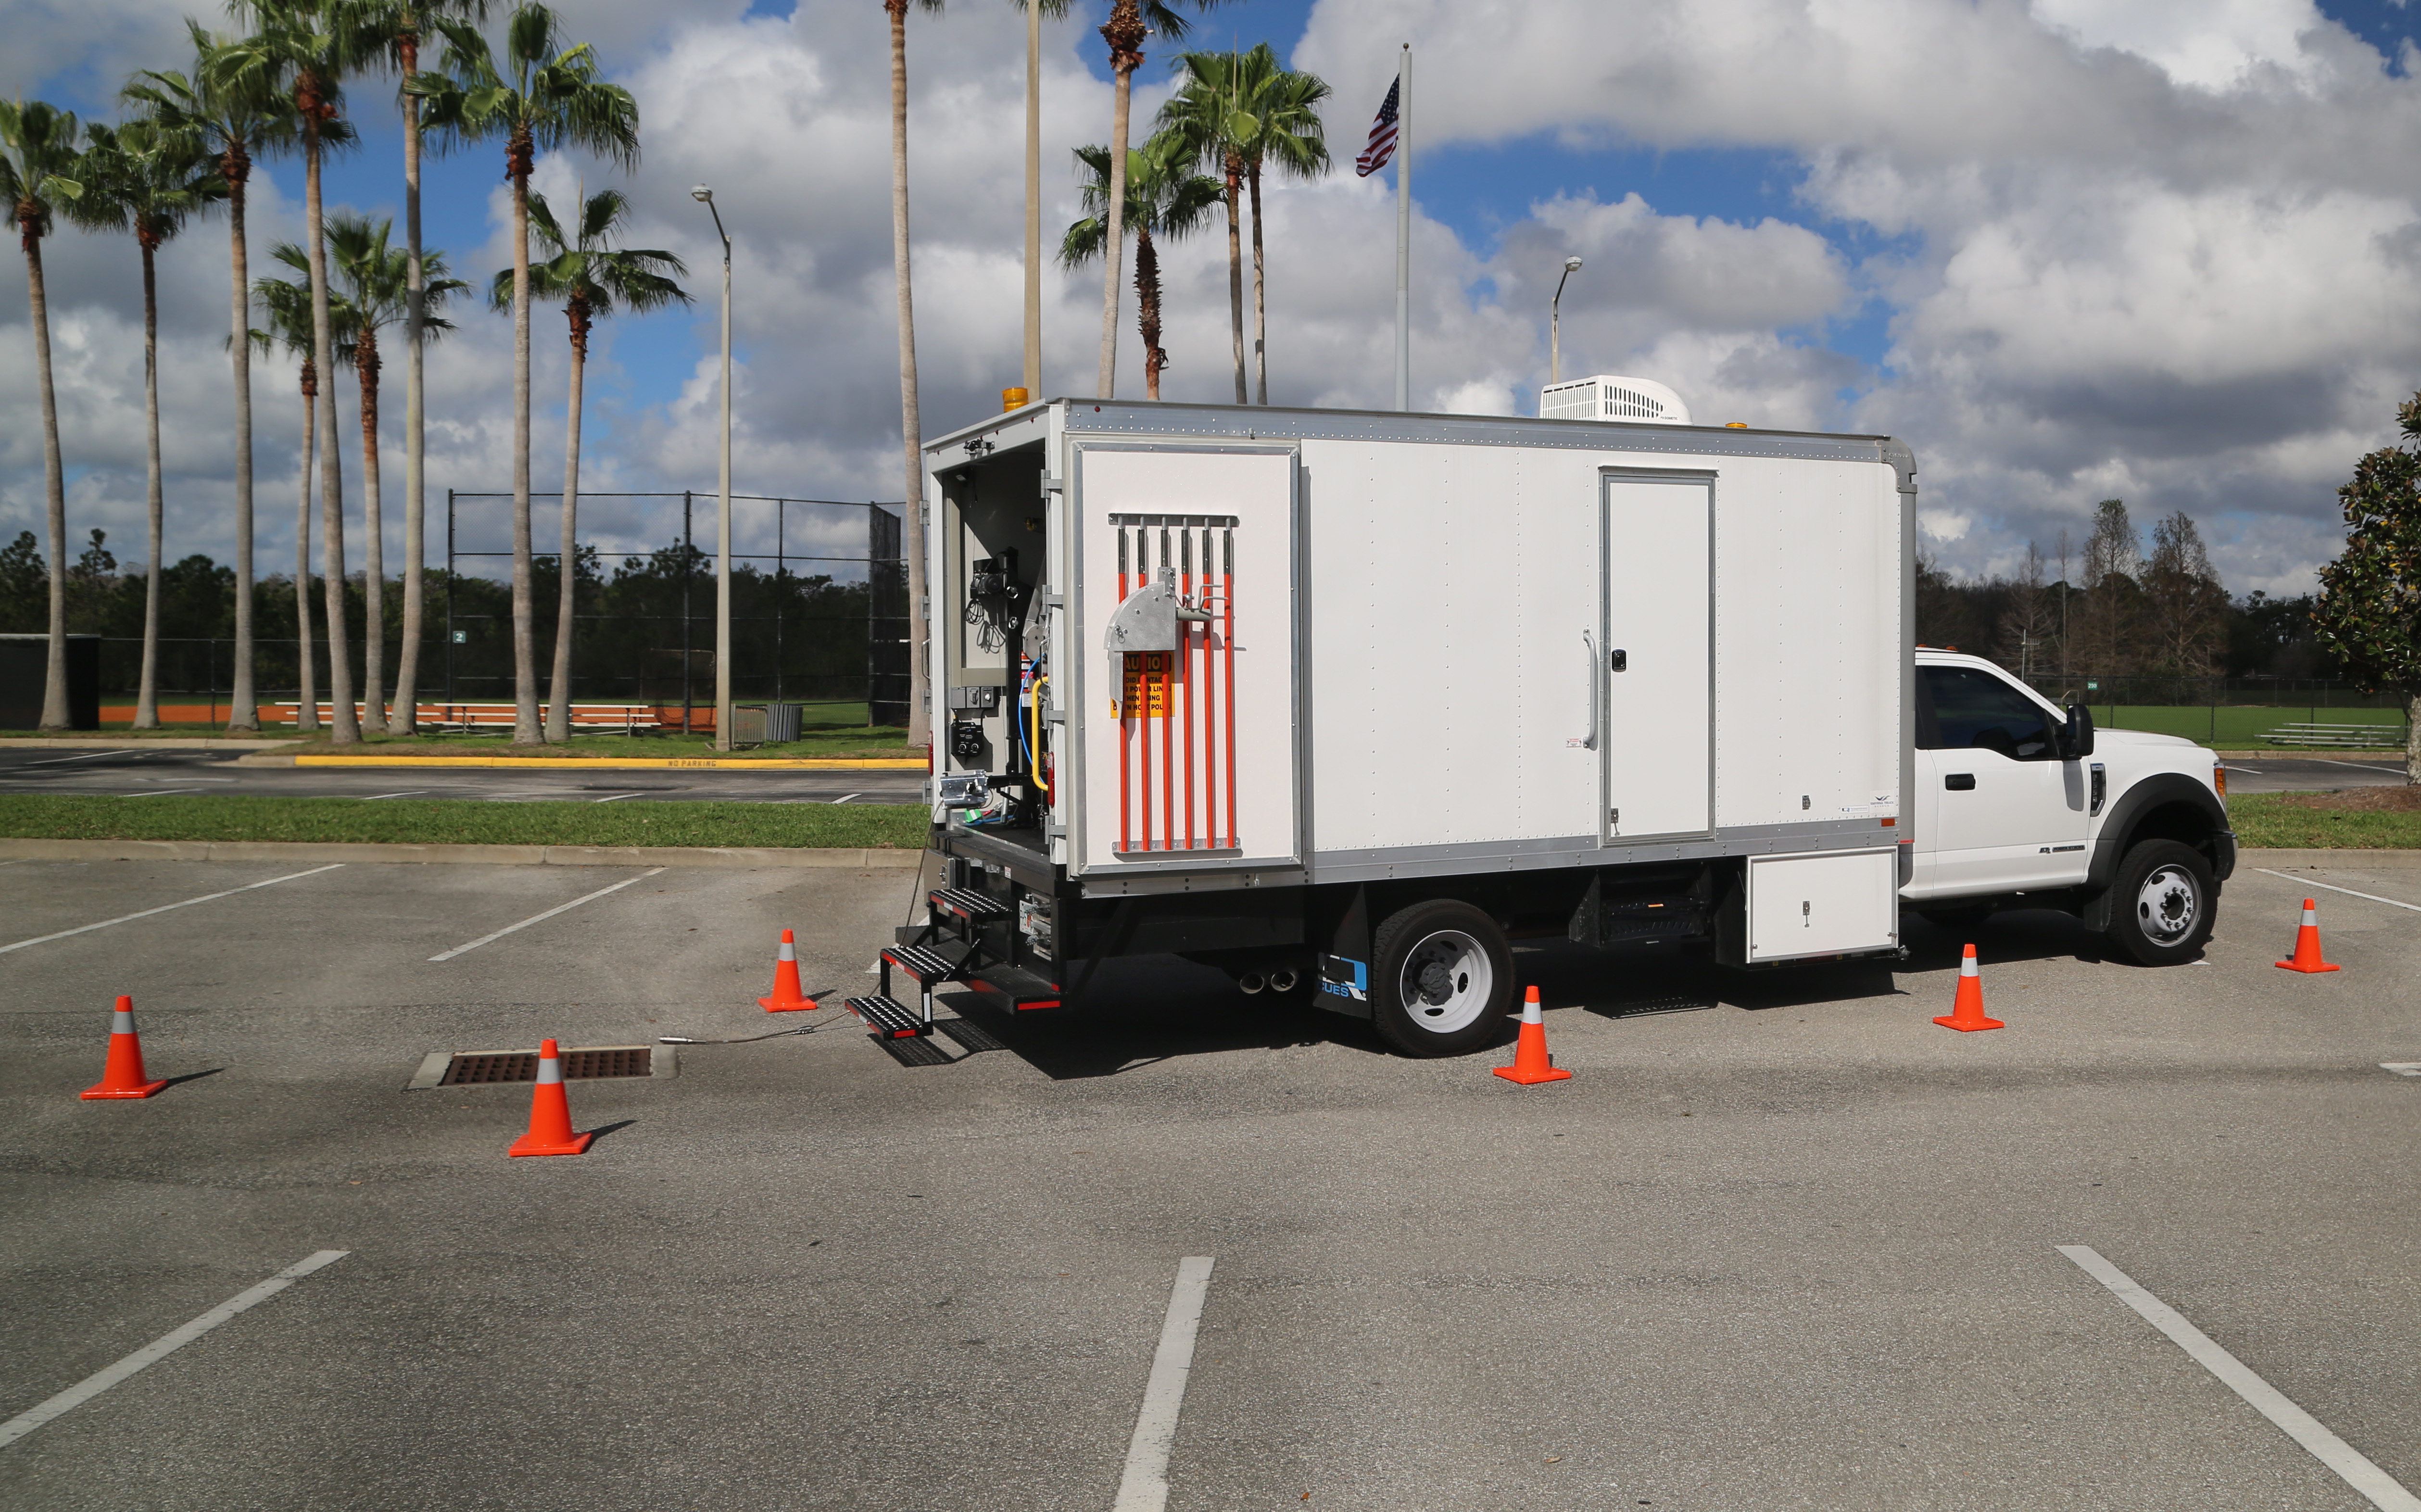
[846,881,1062,1039]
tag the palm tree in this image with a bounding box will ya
[490,188,687,741]
[228,2,372,741]
[126,24,300,733]
[1233,50,1329,405]
[1060,135,1220,400]
[69,119,226,730]
[884,0,943,751]
[329,213,466,731]
[1013,0,1067,399]
[356,0,488,734]
[1090,0,1226,401]
[0,100,85,729]
[1159,50,1256,403]
[251,271,349,731]
[409,4,639,745]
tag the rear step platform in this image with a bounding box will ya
[965,962,1062,1011]
[845,995,929,1039]
[881,943,964,985]
[930,886,1012,921]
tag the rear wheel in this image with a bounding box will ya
[1368,899,1514,1057]
[2105,839,2216,966]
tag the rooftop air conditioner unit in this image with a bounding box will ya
[1539,375,1691,426]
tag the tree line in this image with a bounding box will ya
[4,0,681,745]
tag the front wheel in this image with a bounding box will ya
[2104,839,2216,966]
[1368,899,1515,1057]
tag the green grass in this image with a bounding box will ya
[2084,704,2408,748]
[0,794,931,849]
[2228,793,2421,849]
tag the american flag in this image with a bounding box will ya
[1354,76,1400,177]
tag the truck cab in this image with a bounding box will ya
[1904,649,2235,964]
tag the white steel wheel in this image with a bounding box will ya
[1370,899,1514,1057]
[2106,839,2217,967]
[2134,864,2200,945]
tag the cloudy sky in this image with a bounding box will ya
[5,0,2421,594]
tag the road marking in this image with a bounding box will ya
[134,776,235,783]
[2320,759,2414,777]
[0,864,345,956]
[16,749,139,766]
[119,789,214,798]
[832,793,862,805]
[2383,1064,2421,1078]
[0,1250,349,1451]
[2253,870,2421,914]
[429,867,667,961]
[361,791,428,801]
[1112,1256,1215,1512]
[2058,1246,2421,1511]
[592,793,643,803]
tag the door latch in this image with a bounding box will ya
[1610,648,1627,672]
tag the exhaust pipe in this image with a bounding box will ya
[1267,968,1299,994]
[1237,972,1266,995]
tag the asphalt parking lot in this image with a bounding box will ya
[0,745,924,804]
[1,857,2416,1510]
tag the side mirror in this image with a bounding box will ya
[2062,702,2096,760]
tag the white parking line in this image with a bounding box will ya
[0,864,345,955]
[1111,1256,1215,1512]
[361,791,428,801]
[0,1250,349,1451]
[16,749,138,765]
[428,867,667,961]
[592,793,643,803]
[119,789,214,798]
[2254,869,2421,914]
[2383,1064,2421,1078]
[2058,1246,2421,1511]
[832,793,862,805]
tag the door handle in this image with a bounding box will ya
[1610,648,1627,673]
[1944,773,1976,791]
[1569,629,1600,750]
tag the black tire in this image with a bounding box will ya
[2104,839,2217,966]
[1918,904,1996,932]
[1367,898,1515,1057]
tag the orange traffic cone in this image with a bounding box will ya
[82,995,169,1100]
[758,928,817,1012]
[508,1039,593,1157]
[1933,944,2004,1032]
[2275,899,2341,973]
[1493,986,1573,1084]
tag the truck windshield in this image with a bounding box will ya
[1919,666,2056,760]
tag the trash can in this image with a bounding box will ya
[764,701,803,744]
[729,704,769,748]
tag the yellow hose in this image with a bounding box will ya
[1031,675,1050,803]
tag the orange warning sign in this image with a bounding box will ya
[1121,652,1170,718]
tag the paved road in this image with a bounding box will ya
[1,856,2415,1509]
[0,745,925,804]
[2220,756,2413,793]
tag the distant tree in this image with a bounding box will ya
[2074,498,2141,674]
[2313,393,2421,783]
[2142,510,2228,680]
[0,531,45,633]
[2226,591,2324,678]
[68,529,119,634]
[1994,542,2058,680]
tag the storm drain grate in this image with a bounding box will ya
[436,1046,656,1086]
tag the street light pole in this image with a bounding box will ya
[1551,255,1583,385]
[694,186,733,751]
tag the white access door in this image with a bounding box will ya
[1601,473,1714,842]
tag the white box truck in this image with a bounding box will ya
[853,396,2235,1055]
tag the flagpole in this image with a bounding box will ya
[1394,42,1411,411]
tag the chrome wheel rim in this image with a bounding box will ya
[1396,929,1493,1035]
[2135,864,2200,945]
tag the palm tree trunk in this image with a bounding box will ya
[546,306,584,743]
[303,109,358,743]
[24,232,70,728]
[509,148,539,744]
[227,146,257,732]
[1136,226,1165,401]
[296,372,318,732]
[356,327,387,734]
[394,32,425,736]
[1022,0,1042,397]
[888,0,930,751]
[1223,152,1245,404]
[1097,0,1144,400]
[135,236,164,730]
[1248,159,1267,405]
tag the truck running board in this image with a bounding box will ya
[930,886,1013,922]
[965,962,1062,1012]
[881,944,967,986]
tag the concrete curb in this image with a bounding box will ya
[0,738,304,751]
[0,838,922,868]
[254,754,926,771]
